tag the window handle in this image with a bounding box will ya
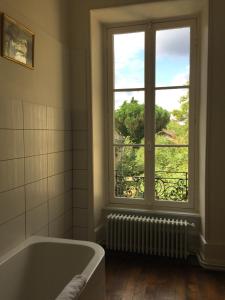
[147,141,152,151]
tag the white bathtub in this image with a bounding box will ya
[0,236,105,300]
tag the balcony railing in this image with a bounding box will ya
[115,171,188,202]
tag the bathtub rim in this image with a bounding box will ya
[0,236,105,281]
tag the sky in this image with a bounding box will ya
[114,27,190,111]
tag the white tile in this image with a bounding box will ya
[64,170,73,192]
[25,155,47,184]
[49,191,72,222]
[48,173,64,199]
[73,170,88,189]
[73,150,88,170]
[47,131,65,153]
[26,202,48,237]
[23,102,47,129]
[49,194,65,221]
[0,99,23,129]
[48,151,72,177]
[25,178,48,211]
[64,191,73,212]
[65,151,73,171]
[0,130,24,160]
[64,131,72,150]
[64,229,73,239]
[35,225,49,237]
[47,106,54,130]
[64,110,72,130]
[24,130,48,156]
[49,214,64,238]
[73,189,88,209]
[47,106,65,130]
[48,152,64,176]
[0,187,25,225]
[0,215,25,257]
[73,208,88,227]
[73,130,88,150]
[0,159,24,192]
[64,209,73,233]
[73,227,88,241]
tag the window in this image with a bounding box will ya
[107,19,198,209]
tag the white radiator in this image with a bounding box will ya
[106,214,193,259]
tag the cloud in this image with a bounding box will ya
[170,66,190,86]
[156,27,190,57]
[156,88,188,112]
[114,91,144,109]
[114,32,144,88]
[114,87,189,113]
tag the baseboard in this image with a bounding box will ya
[197,234,225,271]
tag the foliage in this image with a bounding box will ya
[115,97,170,143]
[115,141,144,177]
[155,105,171,133]
[172,94,189,124]
[114,93,189,200]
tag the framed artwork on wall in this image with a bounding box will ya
[1,14,35,69]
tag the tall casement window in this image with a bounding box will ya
[107,19,198,209]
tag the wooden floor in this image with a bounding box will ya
[105,252,225,300]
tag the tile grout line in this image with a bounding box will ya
[22,100,27,239]
[0,150,73,162]
[46,105,50,237]
[0,100,74,241]
[71,109,75,238]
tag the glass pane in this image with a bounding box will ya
[155,146,188,202]
[114,32,145,89]
[155,89,189,145]
[155,27,190,87]
[114,146,144,199]
[114,91,145,144]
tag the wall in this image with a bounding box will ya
[70,0,207,240]
[0,0,73,256]
[199,1,208,239]
[199,0,225,268]
[70,0,225,267]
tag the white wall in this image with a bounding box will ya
[70,0,225,267]
[0,0,73,256]
[199,0,225,267]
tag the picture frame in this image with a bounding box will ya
[1,14,35,69]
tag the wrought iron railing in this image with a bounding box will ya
[115,171,188,201]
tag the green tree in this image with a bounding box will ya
[115,98,170,143]
[155,93,189,174]
[115,94,189,200]
[172,94,189,124]
[155,105,171,133]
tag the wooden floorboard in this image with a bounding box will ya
[105,252,225,300]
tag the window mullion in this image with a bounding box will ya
[144,23,155,205]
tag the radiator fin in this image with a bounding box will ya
[106,214,191,259]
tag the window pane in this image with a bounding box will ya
[114,32,145,89]
[155,89,189,145]
[114,146,144,199]
[155,146,188,202]
[155,27,190,87]
[114,91,145,144]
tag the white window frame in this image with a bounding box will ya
[106,17,199,211]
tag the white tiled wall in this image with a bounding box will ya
[73,115,89,240]
[0,99,73,256]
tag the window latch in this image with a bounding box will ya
[147,141,152,151]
